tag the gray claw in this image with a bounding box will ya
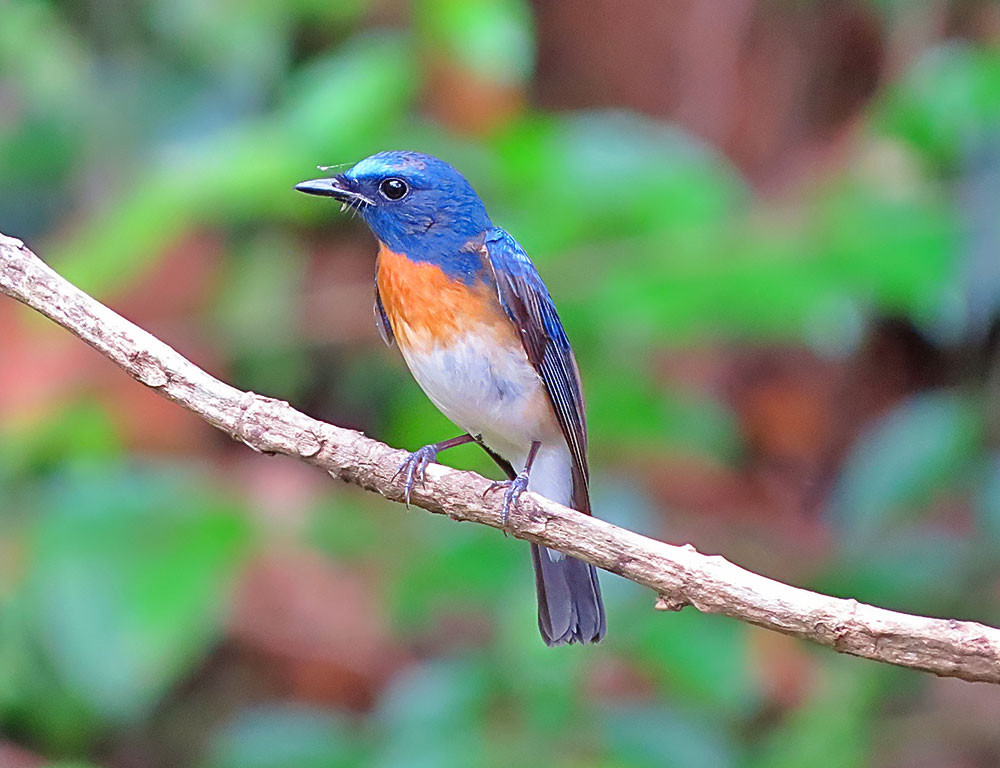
[484,471,529,529]
[395,445,438,507]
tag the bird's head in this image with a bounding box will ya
[295,151,492,259]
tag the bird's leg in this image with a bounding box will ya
[395,433,476,507]
[485,440,541,529]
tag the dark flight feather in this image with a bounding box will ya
[483,228,589,514]
[482,227,605,645]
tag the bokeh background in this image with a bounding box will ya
[2,0,1000,766]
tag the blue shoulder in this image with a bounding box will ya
[484,228,571,350]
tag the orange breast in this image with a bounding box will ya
[376,243,509,351]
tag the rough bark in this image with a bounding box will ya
[2,231,999,684]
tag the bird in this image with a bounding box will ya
[295,151,605,646]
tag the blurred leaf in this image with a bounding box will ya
[591,227,819,344]
[0,1,92,117]
[817,529,981,614]
[0,399,122,481]
[492,623,592,740]
[976,452,1000,546]
[43,763,103,768]
[51,31,418,295]
[0,113,78,235]
[391,522,520,632]
[829,390,981,542]
[372,657,488,768]
[814,179,959,326]
[877,43,1000,172]
[954,139,1000,342]
[204,704,363,768]
[629,609,757,716]
[603,704,739,768]
[747,661,885,768]
[148,0,294,93]
[558,140,959,346]
[415,0,535,85]
[585,372,739,460]
[307,493,382,561]
[215,231,311,398]
[494,111,746,255]
[0,592,100,752]
[23,463,251,724]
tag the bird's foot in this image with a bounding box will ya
[391,434,476,508]
[394,444,440,508]
[484,471,530,530]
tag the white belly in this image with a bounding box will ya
[400,332,543,454]
[399,331,574,509]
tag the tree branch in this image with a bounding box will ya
[2,231,999,684]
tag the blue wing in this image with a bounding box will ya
[483,228,590,513]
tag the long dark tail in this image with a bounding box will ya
[531,543,605,646]
[481,444,606,646]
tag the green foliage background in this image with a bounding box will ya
[2,1,1000,766]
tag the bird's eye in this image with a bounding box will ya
[379,177,408,201]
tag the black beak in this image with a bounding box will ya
[294,176,374,206]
